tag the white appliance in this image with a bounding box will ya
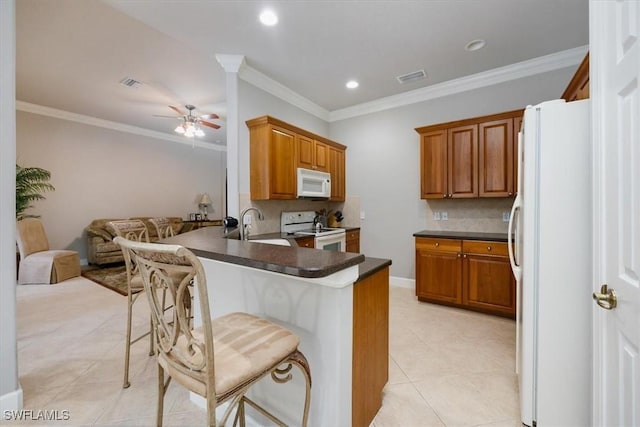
[297,168,331,199]
[281,211,346,252]
[508,99,591,427]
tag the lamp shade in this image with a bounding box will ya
[199,193,212,205]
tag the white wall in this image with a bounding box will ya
[0,0,20,412]
[16,111,226,260]
[329,67,577,279]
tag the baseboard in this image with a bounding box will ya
[390,276,415,290]
[0,386,23,413]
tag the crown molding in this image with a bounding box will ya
[16,101,226,151]
[238,64,331,121]
[329,45,589,122]
[216,54,245,73]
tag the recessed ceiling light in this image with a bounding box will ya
[259,10,278,26]
[465,39,486,52]
[346,80,359,89]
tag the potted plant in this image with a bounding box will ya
[16,164,55,220]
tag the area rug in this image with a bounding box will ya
[82,265,128,296]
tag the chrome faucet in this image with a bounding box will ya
[239,207,264,240]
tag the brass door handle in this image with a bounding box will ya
[593,284,617,310]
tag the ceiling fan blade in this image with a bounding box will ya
[200,113,219,120]
[200,120,221,129]
[169,105,185,116]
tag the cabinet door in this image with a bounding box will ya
[297,134,314,170]
[513,115,522,196]
[448,124,478,198]
[269,126,297,199]
[420,130,448,199]
[478,119,514,197]
[462,241,515,318]
[415,249,462,304]
[329,147,345,201]
[346,229,360,253]
[314,140,329,172]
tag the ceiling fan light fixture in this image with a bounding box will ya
[346,80,359,89]
[195,128,205,137]
[174,125,185,134]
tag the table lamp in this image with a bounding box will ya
[198,193,212,220]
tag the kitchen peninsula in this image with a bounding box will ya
[162,226,391,427]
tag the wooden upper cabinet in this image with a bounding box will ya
[297,135,329,172]
[562,53,589,102]
[329,146,345,201]
[448,124,478,198]
[249,125,297,200]
[247,115,346,200]
[420,130,448,198]
[479,119,514,197]
[513,115,523,196]
[417,109,522,200]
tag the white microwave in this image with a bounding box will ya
[297,168,331,199]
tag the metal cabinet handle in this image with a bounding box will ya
[593,284,617,310]
[487,246,492,251]
[457,253,462,258]
[435,242,439,247]
[463,254,467,258]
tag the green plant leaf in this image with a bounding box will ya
[16,164,55,220]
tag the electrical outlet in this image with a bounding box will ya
[441,211,448,221]
[244,215,252,225]
[360,211,365,220]
[433,211,441,221]
[502,211,510,222]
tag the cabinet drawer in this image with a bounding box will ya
[296,236,315,248]
[346,230,360,241]
[463,240,508,256]
[415,237,461,253]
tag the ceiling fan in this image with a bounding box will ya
[154,104,220,137]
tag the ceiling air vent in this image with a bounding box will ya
[119,77,142,89]
[396,69,427,84]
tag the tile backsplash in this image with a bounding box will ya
[424,198,514,233]
[238,194,361,235]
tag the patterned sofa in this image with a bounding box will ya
[86,217,184,266]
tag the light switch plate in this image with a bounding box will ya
[502,211,510,222]
[441,211,448,221]
[433,212,441,221]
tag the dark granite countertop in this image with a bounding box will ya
[161,226,365,279]
[413,230,509,242]
[356,257,392,282]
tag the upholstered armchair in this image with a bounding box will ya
[16,218,81,285]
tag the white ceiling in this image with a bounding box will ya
[16,0,588,146]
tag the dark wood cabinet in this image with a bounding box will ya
[346,229,360,253]
[419,130,448,198]
[415,237,515,318]
[415,238,463,304]
[462,241,516,317]
[247,116,346,200]
[562,53,589,102]
[295,235,315,249]
[479,119,514,197]
[329,147,346,201]
[417,110,522,200]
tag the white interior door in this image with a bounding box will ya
[591,1,640,425]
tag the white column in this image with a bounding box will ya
[215,54,245,219]
[0,0,22,412]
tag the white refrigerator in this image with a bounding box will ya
[508,99,592,426]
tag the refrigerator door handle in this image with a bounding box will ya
[508,195,522,281]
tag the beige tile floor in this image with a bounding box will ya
[9,277,519,427]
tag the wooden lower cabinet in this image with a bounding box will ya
[346,229,360,253]
[415,237,515,318]
[352,266,389,427]
[294,235,315,248]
